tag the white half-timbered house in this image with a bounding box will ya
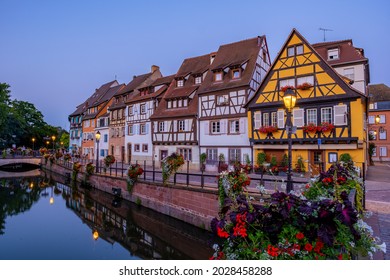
[150,54,211,169]
[197,36,271,170]
[124,75,173,164]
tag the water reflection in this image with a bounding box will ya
[0,171,212,260]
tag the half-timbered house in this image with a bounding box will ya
[125,75,174,164]
[69,102,86,155]
[246,29,368,174]
[197,36,270,171]
[108,66,161,162]
[150,54,211,169]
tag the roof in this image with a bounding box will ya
[116,73,153,95]
[150,92,199,119]
[175,55,211,78]
[368,84,390,102]
[197,36,265,94]
[127,84,169,103]
[151,74,175,87]
[163,85,198,99]
[312,39,368,66]
[69,102,87,117]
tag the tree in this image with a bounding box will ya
[0,83,11,147]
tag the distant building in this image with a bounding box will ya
[368,84,390,162]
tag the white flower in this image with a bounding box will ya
[377,242,387,254]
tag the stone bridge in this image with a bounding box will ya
[0,157,42,167]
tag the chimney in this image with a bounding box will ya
[257,36,262,46]
[210,52,217,65]
[133,75,137,79]
[151,65,159,73]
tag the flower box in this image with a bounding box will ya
[297,82,313,90]
[280,85,295,92]
[258,126,278,134]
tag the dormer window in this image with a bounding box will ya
[195,76,202,84]
[328,48,339,60]
[214,71,223,82]
[232,69,241,79]
[115,97,120,104]
[177,79,184,87]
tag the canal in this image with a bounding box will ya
[0,169,213,260]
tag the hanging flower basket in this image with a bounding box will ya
[297,82,313,90]
[126,164,144,193]
[258,126,278,134]
[280,85,295,92]
[39,147,48,155]
[104,155,115,167]
[162,153,185,185]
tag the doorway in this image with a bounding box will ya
[127,143,132,164]
[309,150,323,176]
[121,146,125,163]
[160,150,168,162]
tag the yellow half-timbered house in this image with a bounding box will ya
[246,29,368,174]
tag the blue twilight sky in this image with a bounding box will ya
[1,0,389,128]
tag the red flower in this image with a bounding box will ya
[314,240,324,254]
[217,227,229,238]
[296,232,304,240]
[267,245,279,257]
[292,244,301,251]
[338,253,343,260]
[304,243,313,252]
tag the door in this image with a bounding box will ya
[121,146,125,163]
[309,150,323,176]
[127,143,132,164]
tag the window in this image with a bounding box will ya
[158,122,165,132]
[177,79,184,87]
[100,149,105,157]
[140,124,147,134]
[328,48,339,60]
[307,108,317,125]
[229,120,240,134]
[183,99,188,107]
[379,147,387,157]
[217,95,229,106]
[140,104,146,114]
[112,110,117,119]
[228,148,241,164]
[172,100,177,108]
[214,71,223,81]
[271,112,277,127]
[321,107,332,123]
[111,128,115,137]
[369,103,377,110]
[379,129,387,140]
[287,46,295,57]
[296,45,304,55]
[328,152,338,163]
[372,147,377,157]
[178,120,185,131]
[297,75,314,86]
[369,130,377,140]
[379,115,386,124]
[118,109,123,119]
[167,101,172,109]
[206,148,218,164]
[134,144,140,152]
[344,67,354,80]
[254,111,261,129]
[279,78,295,88]
[263,113,269,126]
[128,106,134,116]
[104,134,108,142]
[177,148,192,161]
[84,120,90,128]
[211,121,220,134]
[232,69,241,79]
[128,125,134,135]
[142,144,148,152]
[368,116,375,124]
[121,127,125,136]
[195,76,202,84]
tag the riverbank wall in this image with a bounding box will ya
[42,162,219,230]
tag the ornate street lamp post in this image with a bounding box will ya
[283,88,297,193]
[95,131,101,173]
[51,135,56,153]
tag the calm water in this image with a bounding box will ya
[0,170,212,260]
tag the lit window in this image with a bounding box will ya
[214,72,223,81]
[140,104,146,114]
[232,69,241,79]
[195,76,202,84]
[177,79,184,87]
[229,120,240,134]
[217,95,229,106]
[178,120,185,131]
[211,121,220,134]
[307,108,317,125]
[328,48,339,60]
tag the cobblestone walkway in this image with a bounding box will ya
[377,212,390,260]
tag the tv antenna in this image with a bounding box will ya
[319,28,333,42]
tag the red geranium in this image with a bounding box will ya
[296,232,305,240]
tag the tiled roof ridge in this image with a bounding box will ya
[312,39,352,46]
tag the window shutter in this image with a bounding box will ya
[277,110,285,128]
[135,124,139,135]
[254,111,261,129]
[292,108,304,127]
[145,123,149,134]
[334,105,347,125]
[204,121,209,135]
[220,120,226,134]
[239,119,245,134]
[185,119,189,131]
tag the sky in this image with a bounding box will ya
[1,0,389,129]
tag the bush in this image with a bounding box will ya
[339,153,352,163]
[256,152,266,166]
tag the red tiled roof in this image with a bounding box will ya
[117,73,153,95]
[163,85,198,99]
[197,36,265,94]
[369,84,390,102]
[312,39,368,66]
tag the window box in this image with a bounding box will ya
[296,82,313,90]
[280,85,295,92]
[258,126,278,134]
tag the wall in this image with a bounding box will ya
[43,162,219,230]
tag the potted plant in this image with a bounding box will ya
[104,155,115,169]
[200,153,207,172]
[127,163,144,193]
[255,152,267,174]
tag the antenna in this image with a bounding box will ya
[319,27,333,42]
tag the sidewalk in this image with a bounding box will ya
[364,163,390,260]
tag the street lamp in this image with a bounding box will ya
[375,115,381,124]
[51,135,56,153]
[283,88,297,193]
[95,131,101,173]
[32,137,36,155]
